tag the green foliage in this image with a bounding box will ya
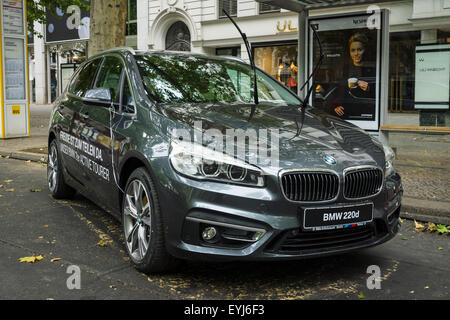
[26,0,90,37]
[436,224,450,234]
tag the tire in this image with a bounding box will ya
[122,167,178,273]
[47,139,76,199]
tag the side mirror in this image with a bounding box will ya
[83,88,112,106]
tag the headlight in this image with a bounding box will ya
[383,144,395,177]
[169,140,265,187]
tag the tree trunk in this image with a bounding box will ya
[88,0,127,57]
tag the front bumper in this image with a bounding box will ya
[151,157,402,261]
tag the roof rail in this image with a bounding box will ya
[101,46,136,55]
[221,55,247,64]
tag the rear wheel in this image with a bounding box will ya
[122,167,178,273]
[47,139,75,199]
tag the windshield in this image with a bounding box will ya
[135,53,301,105]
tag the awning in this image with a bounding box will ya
[255,0,403,12]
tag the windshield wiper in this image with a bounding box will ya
[296,24,324,135]
[222,9,259,122]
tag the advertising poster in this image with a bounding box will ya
[414,44,450,110]
[45,3,90,43]
[309,12,381,131]
[4,37,25,100]
[2,0,24,36]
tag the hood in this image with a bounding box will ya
[155,102,384,171]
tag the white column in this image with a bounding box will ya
[33,21,47,105]
[240,43,249,63]
[137,0,149,51]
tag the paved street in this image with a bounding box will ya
[0,156,448,300]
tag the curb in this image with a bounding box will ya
[400,197,450,225]
[0,149,47,163]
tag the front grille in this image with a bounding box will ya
[344,168,383,199]
[281,172,339,202]
[267,225,376,254]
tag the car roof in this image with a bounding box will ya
[88,46,248,65]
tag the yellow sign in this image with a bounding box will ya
[12,105,20,115]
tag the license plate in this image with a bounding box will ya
[303,203,373,231]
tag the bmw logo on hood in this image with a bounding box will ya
[324,155,337,165]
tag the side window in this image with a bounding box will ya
[94,56,123,103]
[71,59,102,97]
[121,74,135,113]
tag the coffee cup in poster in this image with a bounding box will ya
[348,78,358,88]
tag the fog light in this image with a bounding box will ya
[202,227,217,241]
[252,231,265,241]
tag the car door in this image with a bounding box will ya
[57,58,103,188]
[78,54,136,209]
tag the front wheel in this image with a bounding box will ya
[122,167,178,273]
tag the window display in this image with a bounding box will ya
[254,43,298,93]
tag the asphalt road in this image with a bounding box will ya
[0,156,448,301]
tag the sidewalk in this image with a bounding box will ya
[0,105,449,225]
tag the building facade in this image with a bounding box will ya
[31,0,450,125]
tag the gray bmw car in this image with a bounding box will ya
[47,47,402,273]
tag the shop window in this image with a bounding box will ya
[253,43,298,93]
[126,0,137,36]
[219,0,237,18]
[259,3,280,14]
[438,30,450,43]
[166,21,191,51]
[216,47,241,57]
[389,31,420,112]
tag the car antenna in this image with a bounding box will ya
[222,9,259,122]
[296,24,324,135]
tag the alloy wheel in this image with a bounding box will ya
[47,144,58,192]
[123,179,152,262]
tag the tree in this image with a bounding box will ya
[87,0,127,57]
[27,0,127,57]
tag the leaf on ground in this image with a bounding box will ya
[97,240,107,247]
[42,225,49,228]
[436,224,450,234]
[0,184,3,188]
[358,293,366,299]
[29,188,43,192]
[19,255,43,263]
[401,237,408,240]
[438,247,443,251]
[5,188,15,192]
[50,258,61,262]
[399,218,404,223]
[0,195,3,198]
[414,220,425,231]
[4,179,13,183]
[426,222,437,232]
